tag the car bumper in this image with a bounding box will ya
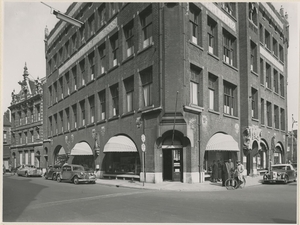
[78,177,97,183]
[263,179,285,183]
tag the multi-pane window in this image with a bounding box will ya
[124,76,134,113]
[30,130,34,142]
[36,104,41,121]
[49,117,52,136]
[110,84,119,116]
[88,95,95,123]
[59,48,63,63]
[273,69,279,93]
[208,73,219,111]
[261,98,265,124]
[273,38,278,57]
[65,41,70,59]
[251,88,258,119]
[88,52,95,81]
[53,82,58,103]
[80,59,86,86]
[223,81,237,116]
[248,3,257,25]
[265,63,271,89]
[280,108,285,130]
[110,34,119,67]
[59,77,63,100]
[65,72,70,95]
[266,101,272,127]
[274,105,279,129]
[25,132,28,144]
[59,111,64,133]
[88,14,95,38]
[223,29,236,67]
[265,29,271,50]
[259,24,263,43]
[279,45,284,62]
[140,67,153,107]
[72,34,77,53]
[19,133,22,144]
[260,58,264,85]
[98,90,106,120]
[207,16,217,55]
[66,108,70,130]
[190,64,200,106]
[189,4,201,45]
[54,114,58,134]
[98,44,106,74]
[72,104,77,129]
[72,66,77,91]
[124,20,134,58]
[80,100,85,126]
[24,110,28,124]
[280,74,284,97]
[98,4,106,28]
[140,6,153,48]
[79,24,85,44]
[250,41,257,72]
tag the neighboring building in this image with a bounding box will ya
[3,110,11,170]
[9,64,46,170]
[286,130,297,163]
[44,2,289,183]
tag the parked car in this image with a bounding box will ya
[17,165,43,177]
[263,164,297,184]
[56,164,96,184]
[44,165,62,180]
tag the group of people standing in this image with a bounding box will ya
[211,159,243,186]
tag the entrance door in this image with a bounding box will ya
[163,149,182,182]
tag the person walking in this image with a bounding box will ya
[211,160,218,182]
[235,160,245,186]
[217,160,222,182]
[222,160,229,186]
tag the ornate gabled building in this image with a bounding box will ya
[9,63,46,170]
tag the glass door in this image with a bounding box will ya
[173,149,182,181]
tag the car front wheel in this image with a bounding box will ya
[52,174,57,181]
[57,175,61,182]
[284,175,289,184]
[73,176,79,185]
[25,172,28,177]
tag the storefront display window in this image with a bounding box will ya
[105,152,141,175]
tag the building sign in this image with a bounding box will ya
[243,125,262,151]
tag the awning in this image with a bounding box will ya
[70,142,93,155]
[103,135,137,153]
[206,133,239,151]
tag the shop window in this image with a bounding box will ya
[124,20,134,58]
[105,152,141,175]
[223,81,237,116]
[266,101,272,127]
[223,28,237,67]
[189,3,201,46]
[124,76,134,113]
[208,73,218,111]
[140,67,153,107]
[110,33,119,68]
[207,16,217,55]
[261,98,265,125]
[110,84,119,117]
[140,5,153,49]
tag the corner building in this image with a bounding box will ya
[44,3,289,183]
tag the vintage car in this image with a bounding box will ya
[263,164,297,184]
[44,165,62,180]
[56,164,97,184]
[17,165,43,177]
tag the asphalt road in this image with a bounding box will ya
[3,173,297,223]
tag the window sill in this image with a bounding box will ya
[121,54,135,65]
[108,116,120,122]
[71,128,78,132]
[108,64,119,73]
[208,52,219,61]
[86,123,95,128]
[137,42,153,56]
[208,109,220,115]
[78,126,86,131]
[96,71,107,80]
[189,41,203,51]
[266,125,273,130]
[96,119,107,125]
[139,105,162,115]
[274,128,280,132]
[223,113,239,120]
[223,61,238,71]
[184,105,204,114]
[250,70,258,76]
[121,111,135,118]
[251,118,259,123]
[265,87,272,92]
[78,85,85,91]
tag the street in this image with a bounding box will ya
[3,173,297,223]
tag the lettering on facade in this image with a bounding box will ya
[243,125,262,151]
[202,3,236,32]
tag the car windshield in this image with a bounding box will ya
[272,166,287,170]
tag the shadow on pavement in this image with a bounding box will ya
[3,175,48,222]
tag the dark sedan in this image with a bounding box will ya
[263,164,297,184]
[44,165,62,180]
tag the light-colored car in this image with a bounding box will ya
[17,165,43,177]
[56,164,97,184]
[263,164,297,184]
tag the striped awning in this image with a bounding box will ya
[70,142,93,155]
[103,135,137,153]
[206,133,239,151]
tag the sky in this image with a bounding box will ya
[1,1,299,131]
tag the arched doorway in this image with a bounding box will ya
[53,146,68,166]
[70,142,95,170]
[274,144,283,164]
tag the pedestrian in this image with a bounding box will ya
[217,160,222,182]
[221,160,228,186]
[211,160,218,182]
[235,160,245,186]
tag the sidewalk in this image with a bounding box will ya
[95,175,264,192]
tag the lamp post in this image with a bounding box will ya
[291,114,297,163]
